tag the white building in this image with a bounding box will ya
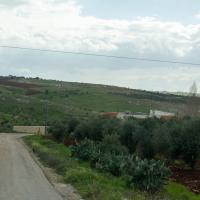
[114,110,176,120]
[149,110,176,119]
[117,112,148,120]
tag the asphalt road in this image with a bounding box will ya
[0,134,63,200]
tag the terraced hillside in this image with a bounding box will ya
[0,76,199,128]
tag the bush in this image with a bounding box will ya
[0,118,12,132]
[136,131,155,159]
[71,138,126,176]
[181,120,200,169]
[74,117,109,142]
[73,121,90,141]
[94,153,125,176]
[169,119,200,169]
[102,118,121,136]
[71,139,97,161]
[99,134,128,155]
[48,121,68,143]
[120,120,140,153]
[86,117,105,141]
[152,124,171,158]
[66,117,79,134]
[125,157,170,192]
[168,123,183,160]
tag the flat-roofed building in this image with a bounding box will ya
[149,110,176,119]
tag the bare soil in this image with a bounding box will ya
[0,80,41,88]
[171,166,200,194]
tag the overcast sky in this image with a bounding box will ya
[0,0,200,92]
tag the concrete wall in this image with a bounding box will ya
[13,126,46,135]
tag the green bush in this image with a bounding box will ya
[120,120,140,153]
[125,157,170,192]
[136,131,155,159]
[48,121,68,143]
[180,120,200,169]
[0,117,13,132]
[168,123,183,160]
[101,118,121,136]
[71,138,125,176]
[99,134,128,155]
[169,120,200,169]
[71,139,97,161]
[73,121,90,141]
[94,153,125,176]
[152,124,171,158]
[67,117,79,134]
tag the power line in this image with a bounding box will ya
[0,45,200,66]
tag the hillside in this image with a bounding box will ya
[0,75,199,127]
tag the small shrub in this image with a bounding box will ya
[71,139,125,176]
[125,157,170,192]
[71,139,97,161]
[95,153,125,176]
[48,121,68,143]
[89,148,101,169]
[65,167,99,185]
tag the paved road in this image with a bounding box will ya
[0,134,63,200]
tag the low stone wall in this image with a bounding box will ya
[13,126,46,135]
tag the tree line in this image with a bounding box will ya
[48,116,200,192]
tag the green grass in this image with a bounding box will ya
[23,135,199,200]
[166,182,200,200]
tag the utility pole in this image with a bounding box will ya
[44,89,48,135]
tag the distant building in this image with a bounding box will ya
[117,112,148,120]
[149,110,176,119]
[102,110,176,120]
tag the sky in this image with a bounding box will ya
[0,0,200,92]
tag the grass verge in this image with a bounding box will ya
[166,183,200,200]
[23,135,200,200]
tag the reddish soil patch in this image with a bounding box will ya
[0,80,41,89]
[171,166,200,194]
[25,89,41,96]
[101,112,118,118]
[64,138,76,147]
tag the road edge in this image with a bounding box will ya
[19,137,82,200]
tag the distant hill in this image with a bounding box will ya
[0,75,199,126]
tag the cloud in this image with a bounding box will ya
[195,13,200,19]
[0,0,26,7]
[0,0,200,92]
[0,0,200,58]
